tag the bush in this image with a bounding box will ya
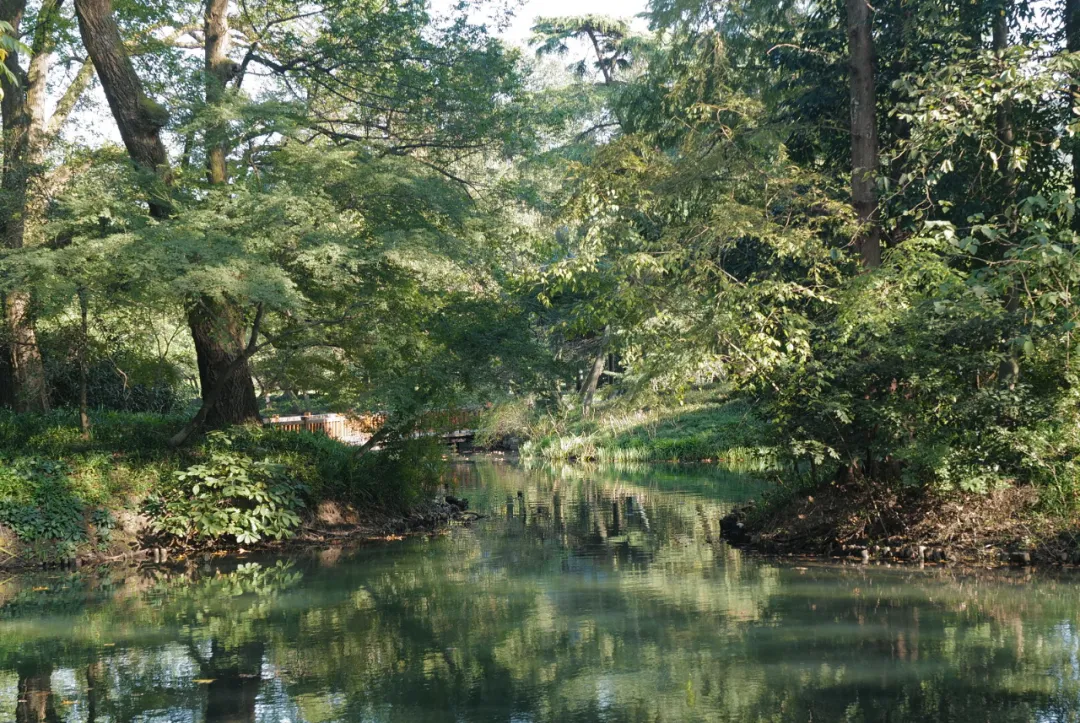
[762,229,1080,499]
[0,458,86,545]
[220,425,445,513]
[146,433,307,545]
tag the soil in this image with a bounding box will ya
[720,480,1080,568]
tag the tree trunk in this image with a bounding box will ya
[75,0,260,432]
[73,0,172,216]
[845,0,881,268]
[187,300,260,430]
[1068,0,1080,219]
[195,0,260,428]
[204,0,230,184]
[580,326,610,415]
[0,0,56,412]
[78,288,91,437]
[993,2,1015,198]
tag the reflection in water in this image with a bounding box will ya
[0,462,1078,721]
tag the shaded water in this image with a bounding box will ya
[2,461,1080,722]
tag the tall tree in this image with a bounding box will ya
[1066,0,1080,208]
[74,0,260,431]
[0,0,58,411]
[845,0,882,267]
[186,0,260,429]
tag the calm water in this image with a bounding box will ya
[2,461,1080,722]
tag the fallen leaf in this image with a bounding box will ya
[32,586,48,592]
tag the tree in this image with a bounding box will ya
[845,0,881,268]
[531,15,634,86]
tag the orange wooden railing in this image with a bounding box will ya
[265,409,480,443]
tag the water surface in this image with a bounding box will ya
[1,461,1079,722]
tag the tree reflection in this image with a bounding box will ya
[15,659,56,723]
[0,464,1078,721]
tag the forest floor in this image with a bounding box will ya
[720,479,1080,568]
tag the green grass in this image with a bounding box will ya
[512,392,778,472]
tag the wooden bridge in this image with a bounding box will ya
[266,411,478,448]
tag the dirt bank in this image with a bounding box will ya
[720,481,1079,568]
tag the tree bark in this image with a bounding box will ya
[73,0,172,217]
[0,0,57,411]
[993,2,1015,199]
[78,288,91,437]
[204,0,230,184]
[580,326,610,415]
[194,0,260,429]
[845,0,882,268]
[75,0,261,433]
[1068,0,1080,219]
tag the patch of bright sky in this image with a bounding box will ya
[68,0,651,148]
[432,0,651,48]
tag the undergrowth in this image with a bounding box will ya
[0,410,444,562]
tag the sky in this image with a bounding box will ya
[66,0,652,148]
[429,0,651,48]
[498,0,650,46]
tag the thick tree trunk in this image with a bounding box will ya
[204,0,231,184]
[845,0,881,268]
[195,0,260,428]
[5,291,48,410]
[75,0,260,432]
[188,300,260,429]
[73,0,172,216]
[0,0,56,411]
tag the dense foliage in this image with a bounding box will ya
[0,0,1076,545]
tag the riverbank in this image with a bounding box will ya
[720,479,1079,568]
[0,411,450,569]
[488,392,776,470]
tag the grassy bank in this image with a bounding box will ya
[0,411,445,567]
[490,393,777,471]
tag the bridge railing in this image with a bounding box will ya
[265,409,481,444]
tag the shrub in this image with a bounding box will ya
[0,457,86,544]
[146,435,307,545]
